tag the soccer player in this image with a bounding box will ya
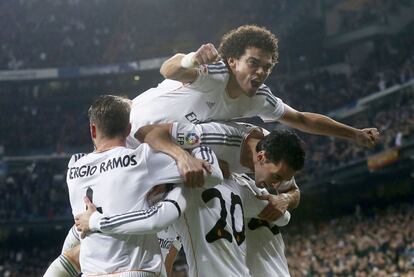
[51,95,223,277]
[139,121,301,276]
[128,24,379,153]
[75,127,306,276]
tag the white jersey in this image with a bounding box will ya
[66,145,213,276]
[157,227,182,260]
[172,174,270,277]
[246,222,290,277]
[128,61,286,148]
[245,177,296,277]
[171,121,262,174]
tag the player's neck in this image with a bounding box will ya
[226,74,243,99]
[94,137,125,153]
[240,138,259,171]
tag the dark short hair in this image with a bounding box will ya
[256,129,305,171]
[88,95,131,139]
[218,25,279,64]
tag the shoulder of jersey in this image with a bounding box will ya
[205,60,229,75]
[233,173,255,187]
[255,84,273,96]
[68,153,87,167]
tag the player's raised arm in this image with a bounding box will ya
[160,43,219,83]
[75,186,186,237]
[136,123,211,187]
[280,105,380,148]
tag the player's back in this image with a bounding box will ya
[173,174,269,277]
[67,145,182,276]
[245,177,293,277]
[245,219,290,277]
[173,177,248,277]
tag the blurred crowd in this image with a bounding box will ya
[285,203,414,277]
[0,0,302,70]
[0,247,59,277]
[302,87,414,176]
[275,31,414,114]
[335,0,413,33]
[0,160,71,221]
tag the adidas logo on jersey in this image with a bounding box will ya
[206,101,215,109]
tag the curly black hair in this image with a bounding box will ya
[218,25,279,64]
[255,129,305,171]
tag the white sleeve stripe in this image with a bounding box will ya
[209,70,229,75]
[100,204,162,226]
[201,137,242,143]
[202,142,241,147]
[200,133,243,139]
[207,62,226,68]
[208,68,227,73]
[207,66,227,71]
[100,206,161,229]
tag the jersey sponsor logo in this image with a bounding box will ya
[68,154,138,179]
[185,112,202,124]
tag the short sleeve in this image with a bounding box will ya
[249,85,286,121]
[170,122,201,149]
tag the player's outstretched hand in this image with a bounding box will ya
[177,152,212,188]
[75,197,97,239]
[193,43,220,65]
[355,128,380,148]
[256,194,289,222]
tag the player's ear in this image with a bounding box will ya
[256,150,266,164]
[227,57,237,70]
[126,123,132,137]
[90,124,97,139]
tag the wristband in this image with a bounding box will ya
[180,52,196,69]
[89,211,103,232]
[274,210,291,227]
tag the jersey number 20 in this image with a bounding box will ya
[202,188,245,245]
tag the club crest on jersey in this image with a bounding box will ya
[185,133,200,145]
